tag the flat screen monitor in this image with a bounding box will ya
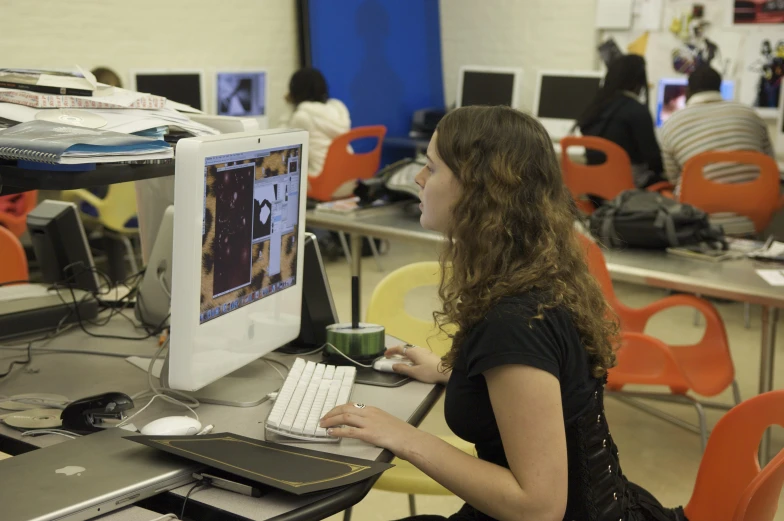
[655,78,736,127]
[456,66,523,109]
[132,70,205,111]
[216,71,267,117]
[533,70,604,139]
[27,200,100,293]
[169,129,308,394]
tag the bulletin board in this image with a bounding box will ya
[599,0,783,118]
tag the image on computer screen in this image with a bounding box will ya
[135,73,203,110]
[199,145,302,324]
[656,79,736,127]
[461,71,515,107]
[217,72,266,117]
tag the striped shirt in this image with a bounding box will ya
[659,91,775,191]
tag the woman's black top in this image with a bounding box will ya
[440,294,685,521]
[579,95,665,188]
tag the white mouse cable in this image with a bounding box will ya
[118,339,199,429]
[20,429,80,440]
[324,343,374,368]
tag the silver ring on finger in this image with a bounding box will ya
[354,403,366,409]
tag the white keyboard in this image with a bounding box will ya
[265,358,356,442]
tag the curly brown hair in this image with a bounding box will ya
[433,106,618,378]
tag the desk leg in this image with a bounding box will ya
[350,234,363,325]
[759,306,779,464]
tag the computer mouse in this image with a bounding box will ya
[60,392,135,434]
[140,416,202,436]
[373,355,413,373]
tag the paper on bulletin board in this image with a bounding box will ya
[596,0,634,29]
[632,0,663,31]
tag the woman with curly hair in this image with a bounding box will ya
[320,106,684,521]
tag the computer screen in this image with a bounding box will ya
[169,130,308,396]
[457,67,522,109]
[133,71,204,110]
[27,200,99,294]
[199,146,301,324]
[536,74,603,120]
[216,71,266,117]
[655,78,736,127]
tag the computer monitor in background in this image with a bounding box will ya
[131,70,205,111]
[456,66,523,109]
[533,70,604,140]
[168,129,308,405]
[27,200,100,293]
[655,78,736,127]
[216,71,267,117]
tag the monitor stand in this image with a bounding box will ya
[159,353,281,408]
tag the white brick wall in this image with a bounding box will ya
[439,0,599,113]
[0,0,299,124]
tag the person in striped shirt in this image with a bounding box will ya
[659,65,775,193]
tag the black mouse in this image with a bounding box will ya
[60,392,134,434]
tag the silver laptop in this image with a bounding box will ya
[0,427,201,521]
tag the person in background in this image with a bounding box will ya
[660,65,775,192]
[91,67,123,88]
[576,55,665,189]
[282,68,353,260]
[321,106,684,521]
[283,68,351,185]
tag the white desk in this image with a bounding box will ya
[0,317,441,521]
[305,206,784,461]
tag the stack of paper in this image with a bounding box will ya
[0,67,221,143]
[0,120,173,164]
[0,102,218,137]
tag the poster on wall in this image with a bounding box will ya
[668,3,726,75]
[732,0,784,25]
[739,29,784,116]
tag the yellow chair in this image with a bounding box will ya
[363,261,475,516]
[62,182,140,278]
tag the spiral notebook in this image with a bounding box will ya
[0,120,173,164]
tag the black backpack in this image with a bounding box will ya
[588,190,725,249]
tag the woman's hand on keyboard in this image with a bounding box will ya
[320,402,423,457]
[384,345,451,385]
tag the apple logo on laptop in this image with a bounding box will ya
[55,466,85,477]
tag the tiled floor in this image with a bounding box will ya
[321,238,784,521]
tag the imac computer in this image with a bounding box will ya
[167,129,308,405]
[655,78,736,127]
[533,70,604,140]
[456,66,523,109]
[216,71,267,117]
[131,70,206,111]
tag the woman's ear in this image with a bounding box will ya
[285,93,293,104]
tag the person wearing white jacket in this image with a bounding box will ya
[283,68,351,182]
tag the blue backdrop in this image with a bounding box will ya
[308,0,444,143]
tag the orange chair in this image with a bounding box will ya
[0,225,29,284]
[733,450,784,521]
[0,190,38,238]
[683,390,784,521]
[308,125,387,269]
[560,136,635,214]
[580,234,738,450]
[307,125,387,202]
[679,150,783,233]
